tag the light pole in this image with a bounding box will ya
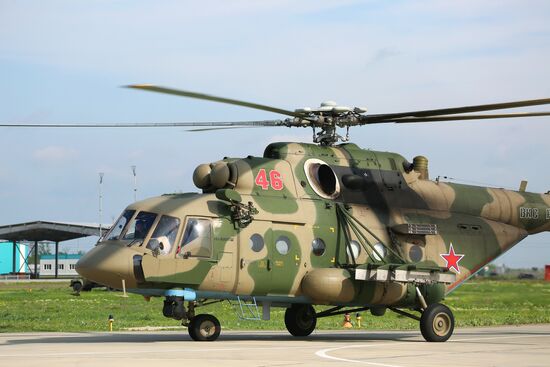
[131,165,137,202]
[99,172,104,238]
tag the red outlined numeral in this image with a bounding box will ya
[269,170,283,191]
[255,169,270,190]
[254,169,284,190]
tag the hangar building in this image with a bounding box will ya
[0,221,107,278]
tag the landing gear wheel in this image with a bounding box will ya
[188,314,221,341]
[284,304,317,337]
[420,303,454,342]
[187,318,197,340]
[72,282,82,292]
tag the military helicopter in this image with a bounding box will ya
[4,85,550,342]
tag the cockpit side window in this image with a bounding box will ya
[177,218,212,258]
[146,215,181,255]
[123,211,157,241]
[105,210,135,240]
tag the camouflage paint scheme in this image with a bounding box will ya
[77,142,550,310]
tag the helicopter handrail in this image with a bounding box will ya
[335,206,360,265]
[336,204,406,264]
[336,203,386,264]
[336,206,380,265]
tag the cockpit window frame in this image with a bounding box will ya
[102,209,188,254]
[122,211,159,243]
[103,209,136,241]
[176,216,213,259]
[146,215,182,255]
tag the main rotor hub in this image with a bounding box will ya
[320,100,338,107]
[290,101,369,145]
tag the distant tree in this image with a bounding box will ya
[38,242,52,255]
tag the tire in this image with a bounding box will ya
[420,303,454,342]
[187,317,197,340]
[284,304,317,337]
[72,282,83,292]
[188,314,221,341]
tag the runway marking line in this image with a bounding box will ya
[314,333,550,366]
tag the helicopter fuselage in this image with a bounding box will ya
[76,142,550,312]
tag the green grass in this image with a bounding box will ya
[1,279,549,333]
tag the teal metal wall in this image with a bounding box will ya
[0,242,29,274]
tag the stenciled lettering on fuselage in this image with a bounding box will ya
[547,208,550,220]
[255,169,284,190]
[519,207,539,220]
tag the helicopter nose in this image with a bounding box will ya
[76,243,139,289]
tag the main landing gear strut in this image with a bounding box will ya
[283,302,455,342]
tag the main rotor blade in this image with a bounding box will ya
[126,84,303,118]
[187,126,269,132]
[365,97,550,122]
[0,120,285,128]
[376,112,550,124]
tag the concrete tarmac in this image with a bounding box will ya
[1,325,549,367]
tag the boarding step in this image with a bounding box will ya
[228,296,261,321]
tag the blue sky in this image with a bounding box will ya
[1,0,549,267]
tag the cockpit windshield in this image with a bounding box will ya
[105,210,135,240]
[123,211,157,241]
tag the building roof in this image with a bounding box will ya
[40,254,82,260]
[0,221,109,242]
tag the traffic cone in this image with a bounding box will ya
[343,312,353,328]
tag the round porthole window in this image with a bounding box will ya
[409,245,423,262]
[311,238,326,256]
[303,158,341,199]
[372,242,387,261]
[249,233,264,252]
[346,240,361,260]
[275,236,291,255]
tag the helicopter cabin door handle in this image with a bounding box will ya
[267,259,272,271]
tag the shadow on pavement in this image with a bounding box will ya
[3,328,549,346]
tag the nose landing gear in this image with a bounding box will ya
[188,314,221,341]
[162,298,223,341]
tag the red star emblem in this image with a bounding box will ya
[440,243,464,273]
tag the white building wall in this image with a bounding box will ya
[39,258,79,277]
